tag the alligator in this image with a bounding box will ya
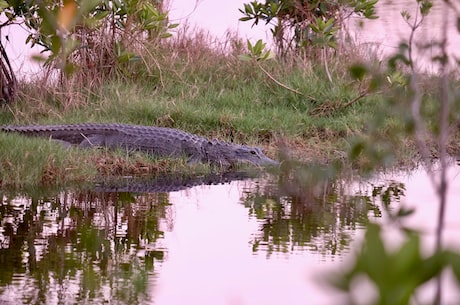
[0,123,278,166]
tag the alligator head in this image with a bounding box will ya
[204,140,279,166]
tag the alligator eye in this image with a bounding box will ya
[250,150,257,155]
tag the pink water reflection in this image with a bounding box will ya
[152,163,460,305]
[154,181,345,305]
[168,0,269,41]
[5,0,459,78]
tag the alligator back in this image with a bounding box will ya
[0,123,209,161]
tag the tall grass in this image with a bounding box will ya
[0,27,421,186]
[3,30,376,135]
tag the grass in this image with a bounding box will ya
[0,133,92,187]
[0,29,451,188]
[0,131,218,188]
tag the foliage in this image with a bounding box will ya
[238,39,274,62]
[333,223,460,305]
[331,0,460,304]
[239,0,378,57]
[0,0,177,88]
[346,0,457,175]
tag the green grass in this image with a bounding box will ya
[0,34,444,188]
[0,133,93,187]
[0,131,221,188]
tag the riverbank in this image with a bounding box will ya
[0,34,454,188]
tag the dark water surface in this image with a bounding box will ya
[2,165,459,305]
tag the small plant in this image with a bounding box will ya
[238,39,274,62]
[239,39,303,95]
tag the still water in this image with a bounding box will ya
[1,165,460,305]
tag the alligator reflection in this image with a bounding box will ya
[0,171,405,304]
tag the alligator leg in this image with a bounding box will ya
[51,139,73,149]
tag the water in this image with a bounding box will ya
[1,165,460,305]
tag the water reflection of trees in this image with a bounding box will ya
[241,173,405,257]
[0,190,170,304]
[0,171,407,303]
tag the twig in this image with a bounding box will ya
[436,0,450,252]
[322,48,333,84]
[434,2,450,304]
[407,2,435,182]
[342,89,371,109]
[255,60,305,96]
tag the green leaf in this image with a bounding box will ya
[247,39,253,52]
[128,55,141,62]
[396,207,415,218]
[5,11,14,20]
[401,10,411,20]
[253,39,265,54]
[416,252,446,285]
[244,3,253,14]
[160,33,172,39]
[63,62,76,75]
[238,54,252,61]
[327,41,338,49]
[269,2,278,14]
[324,18,335,32]
[359,224,388,282]
[419,0,432,16]
[239,16,253,22]
[349,139,365,160]
[50,35,61,55]
[448,251,460,282]
[93,10,110,20]
[391,233,421,277]
[261,50,274,60]
[349,64,368,80]
[31,55,47,62]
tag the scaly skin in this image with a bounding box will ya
[0,123,278,166]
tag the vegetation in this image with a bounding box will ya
[0,16,400,188]
[0,0,176,102]
[238,1,460,304]
[239,0,378,57]
[0,0,460,304]
[0,0,457,188]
